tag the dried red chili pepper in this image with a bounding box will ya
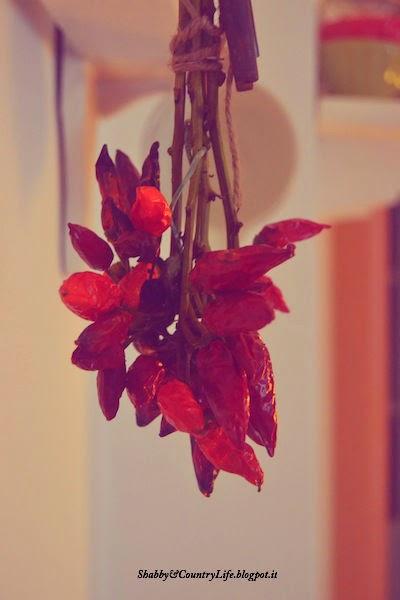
[71,343,125,371]
[101,198,133,244]
[195,425,264,489]
[75,309,132,354]
[113,229,159,261]
[196,339,249,448]
[132,331,161,356]
[95,145,121,208]
[248,276,289,313]
[189,243,295,293]
[68,223,114,271]
[203,291,275,335]
[159,416,176,437]
[254,218,330,248]
[126,355,165,426]
[115,149,140,211]
[119,262,158,311]
[229,332,277,457]
[130,186,172,237]
[140,141,160,189]
[59,272,122,321]
[190,436,219,497]
[97,357,126,421]
[157,379,205,434]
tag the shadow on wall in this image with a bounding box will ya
[9,0,53,203]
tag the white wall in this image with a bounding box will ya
[0,2,89,598]
[89,2,329,600]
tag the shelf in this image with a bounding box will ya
[318,95,400,140]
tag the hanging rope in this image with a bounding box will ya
[224,63,242,211]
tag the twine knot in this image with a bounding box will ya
[170,13,222,73]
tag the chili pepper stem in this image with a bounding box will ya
[170,2,189,255]
[178,0,206,344]
[206,71,241,249]
[194,152,211,254]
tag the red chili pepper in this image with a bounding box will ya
[195,425,264,489]
[189,244,295,293]
[75,309,132,354]
[68,223,114,271]
[113,230,159,262]
[97,357,126,421]
[126,355,165,426]
[130,187,172,237]
[203,291,275,335]
[119,262,158,311]
[71,343,125,371]
[190,436,219,497]
[115,149,140,211]
[159,416,176,437]
[132,332,160,356]
[229,332,277,457]
[254,218,330,247]
[140,141,160,189]
[157,379,205,434]
[95,145,122,209]
[196,339,249,448]
[101,198,133,244]
[248,276,289,313]
[59,272,122,321]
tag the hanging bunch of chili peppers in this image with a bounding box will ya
[59,0,329,496]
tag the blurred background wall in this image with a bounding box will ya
[0,2,89,598]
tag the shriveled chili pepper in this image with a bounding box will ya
[196,339,249,448]
[113,229,159,261]
[130,186,172,237]
[189,243,295,293]
[119,262,158,311]
[95,145,121,207]
[68,223,114,271]
[126,355,165,426]
[159,416,176,437]
[97,357,126,421]
[229,332,277,457]
[190,436,219,497]
[75,309,132,354]
[59,272,122,321]
[195,425,264,490]
[132,331,161,356]
[72,343,125,371]
[101,198,133,244]
[157,379,205,434]
[140,141,160,189]
[248,276,289,313]
[203,291,275,335]
[115,149,140,211]
[247,422,264,446]
[254,218,330,247]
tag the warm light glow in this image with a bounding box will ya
[383,67,400,90]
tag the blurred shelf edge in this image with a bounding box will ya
[318,95,400,140]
